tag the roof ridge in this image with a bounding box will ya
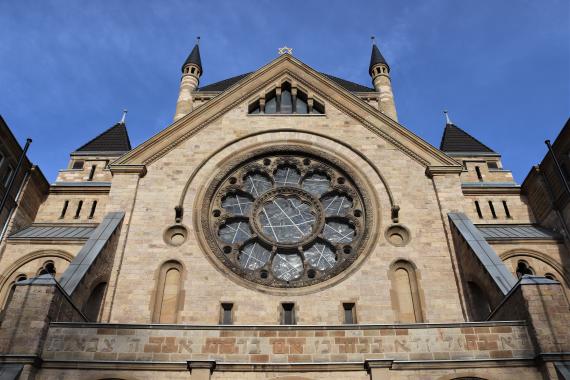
[198,72,375,93]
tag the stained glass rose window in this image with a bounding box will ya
[203,151,368,288]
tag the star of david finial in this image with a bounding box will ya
[278,46,293,55]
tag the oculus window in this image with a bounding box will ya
[202,150,369,288]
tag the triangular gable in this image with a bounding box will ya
[112,54,460,171]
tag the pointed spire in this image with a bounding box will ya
[369,36,389,75]
[119,109,128,125]
[182,36,202,74]
[444,110,454,126]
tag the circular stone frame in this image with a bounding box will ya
[163,224,189,247]
[385,224,411,247]
[197,145,378,293]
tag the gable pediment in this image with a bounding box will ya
[112,54,460,172]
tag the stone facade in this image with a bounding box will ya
[0,49,568,380]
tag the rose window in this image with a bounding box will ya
[204,152,368,288]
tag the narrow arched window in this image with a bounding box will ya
[82,282,107,321]
[153,261,183,323]
[389,260,423,323]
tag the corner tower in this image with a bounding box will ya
[369,37,397,121]
[174,37,203,121]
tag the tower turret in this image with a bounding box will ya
[369,37,397,121]
[174,37,203,121]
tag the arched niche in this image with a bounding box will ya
[388,259,424,323]
[82,282,107,322]
[0,250,73,311]
[466,281,492,321]
[151,260,184,323]
[501,250,570,295]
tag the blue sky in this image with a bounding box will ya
[1,0,569,183]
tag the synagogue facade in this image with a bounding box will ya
[0,40,569,379]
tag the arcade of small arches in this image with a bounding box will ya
[248,81,325,115]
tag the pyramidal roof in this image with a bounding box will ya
[74,122,131,154]
[440,123,496,154]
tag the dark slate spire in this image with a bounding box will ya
[182,37,202,74]
[439,111,495,153]
[74,112,132,154]
[369,36,389,75]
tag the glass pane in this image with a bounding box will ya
[321,194,353,216]
[302,173,330,196]
[219,221,253,244]
[221,194,253,215]
[258,196,316,243]
[272,253,303,281]
[304,242,336,270]
[239,241,271,270]
[243,173,272,197]
[281,89,293,113]
[265,97,277,113]
[323,220,355,243]
[296,97,308,114]
[274,166,300,187]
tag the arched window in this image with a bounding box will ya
[467,281,491,321]
[37,261,56,276]
[248,82,324,115]
[82,282,107,322]
[544,273,557,281]
[389,260,423,323]
[152,261,183,323]
[516,260,534,278]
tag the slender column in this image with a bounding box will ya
[291,87,298,113]
[259,96,266,114]
[275,87,282,113]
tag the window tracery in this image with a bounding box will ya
[203,150,369,288]
[248,82,324,115]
